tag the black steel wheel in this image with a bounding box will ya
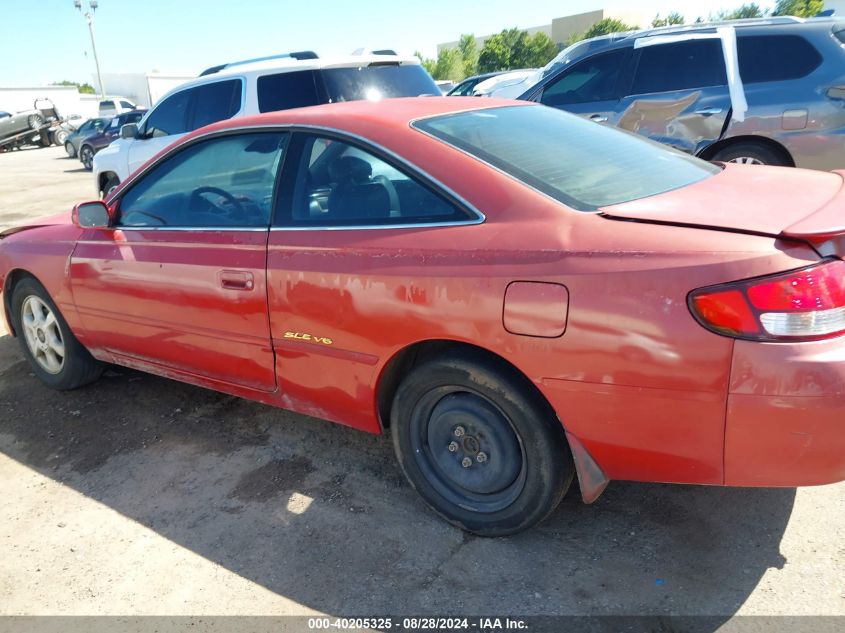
[392,350,573,536]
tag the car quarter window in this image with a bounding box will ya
[257,71,321,113]
[119,100,135,109]
[630,39,727,95]
[143,88,192,138]
[116,132,288,229]
[190,79,242,129]
[280,135,472,227]
[737,35,822,83]
[540,49,628,107]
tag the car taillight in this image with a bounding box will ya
[689,259,845,341]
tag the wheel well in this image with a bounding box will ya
[375,340,562,435]
[2,269,36,337]
[98,171,118,196]
[698,135,795,167]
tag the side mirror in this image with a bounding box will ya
[72,201,112,228]
[120,123,138,139]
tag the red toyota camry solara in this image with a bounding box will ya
[1,98,844,534]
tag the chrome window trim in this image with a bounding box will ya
[110,123,486,232]
[113,226,269,232]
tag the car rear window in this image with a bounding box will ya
[737,35,822,83]
[413,105,720,211]
[257,70,321,113]
[320,64,440,102]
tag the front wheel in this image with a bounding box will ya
[102,174,120,198]
[80,145,95,171]
[391,351,573,536]
[10,277,103,390]
[65,141,77,158]
[54,129,68,146]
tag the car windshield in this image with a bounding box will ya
[414,105,720,211]
[320,64,440,102]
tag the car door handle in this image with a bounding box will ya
[219,270,254,291]
[589,114,608,123]
[694,107,723,116]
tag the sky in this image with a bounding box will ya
[1,0,784,86]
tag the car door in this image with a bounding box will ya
[265,132,483,431]
[533,48,631,126]
[615,38,732,155]
[127,78,242,176]
[70,131,288,391]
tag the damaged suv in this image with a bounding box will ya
[521,16,845,169]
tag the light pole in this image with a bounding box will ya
[74,0,106,99]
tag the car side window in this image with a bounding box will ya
[190,79,242,130]
[282,135,472,227]
[100,100,114,109]
[630,40,727,95]
[257,71,320,113]
[540,49,628,106]
[116,132,288,229]
[143,89,192,138]
[119,100,135,109]
[737,35,822,83]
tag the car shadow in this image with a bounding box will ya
[0,333,794,620]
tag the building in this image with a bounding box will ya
[437,9,649,54]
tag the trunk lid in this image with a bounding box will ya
[599,164,845,252]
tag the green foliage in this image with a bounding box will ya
[526,32,559,67]
[478,28,528,72]
[434,47,464,81]
[414,51,437,77]
[718,3,764,19]
[458,34,479,78]
[772,0,823,16]
[51,80,95,94]
[652,12,685,27]
[567,18,640,45]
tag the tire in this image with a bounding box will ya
[54,129,68,147]
[391,350,573,536]
[710,142,789,166]
[65,141,77,158]
[27,114,44,130]
[10,277,103,391]
[102,174,120,197]
[80,145,95,171]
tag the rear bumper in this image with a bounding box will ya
[726,339,845,486]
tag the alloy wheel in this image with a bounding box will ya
[21,295,65,374]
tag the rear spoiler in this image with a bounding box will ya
[781,169,845,255]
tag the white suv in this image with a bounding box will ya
[93,50,438,196]
[98,97,138,117]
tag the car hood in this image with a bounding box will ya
[599,164,845,251]
[0,213,71,239]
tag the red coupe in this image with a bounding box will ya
[1,98,844,535]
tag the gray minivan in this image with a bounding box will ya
[520,17,845,170]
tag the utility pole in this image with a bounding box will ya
[74,1,105,99]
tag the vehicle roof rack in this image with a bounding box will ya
[639,15,804,37]
[199,51,319,76]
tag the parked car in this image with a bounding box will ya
[3,98,845,535]
[0,108,46,141]
[78,110,146,171]
[63,117,110,158]
[98,97,137,117]
[471,69,538,97]
[519,16,845,169]
[92,50,440,196]
[446,71,507,96]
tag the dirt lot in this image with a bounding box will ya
[0,147,843,621]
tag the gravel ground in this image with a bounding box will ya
[0,146,843,622]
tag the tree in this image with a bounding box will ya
[433,47,464,81]
[526,32,559,67]
[652,12,685,27]
[567,18,640,45]
[51,79,95,94]
[458,34,479,78]
[478,28,530,72]
[414,51,437,77]
[718,3,764,19]
[772,0,823,16]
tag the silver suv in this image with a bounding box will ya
[520,17,845,170]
